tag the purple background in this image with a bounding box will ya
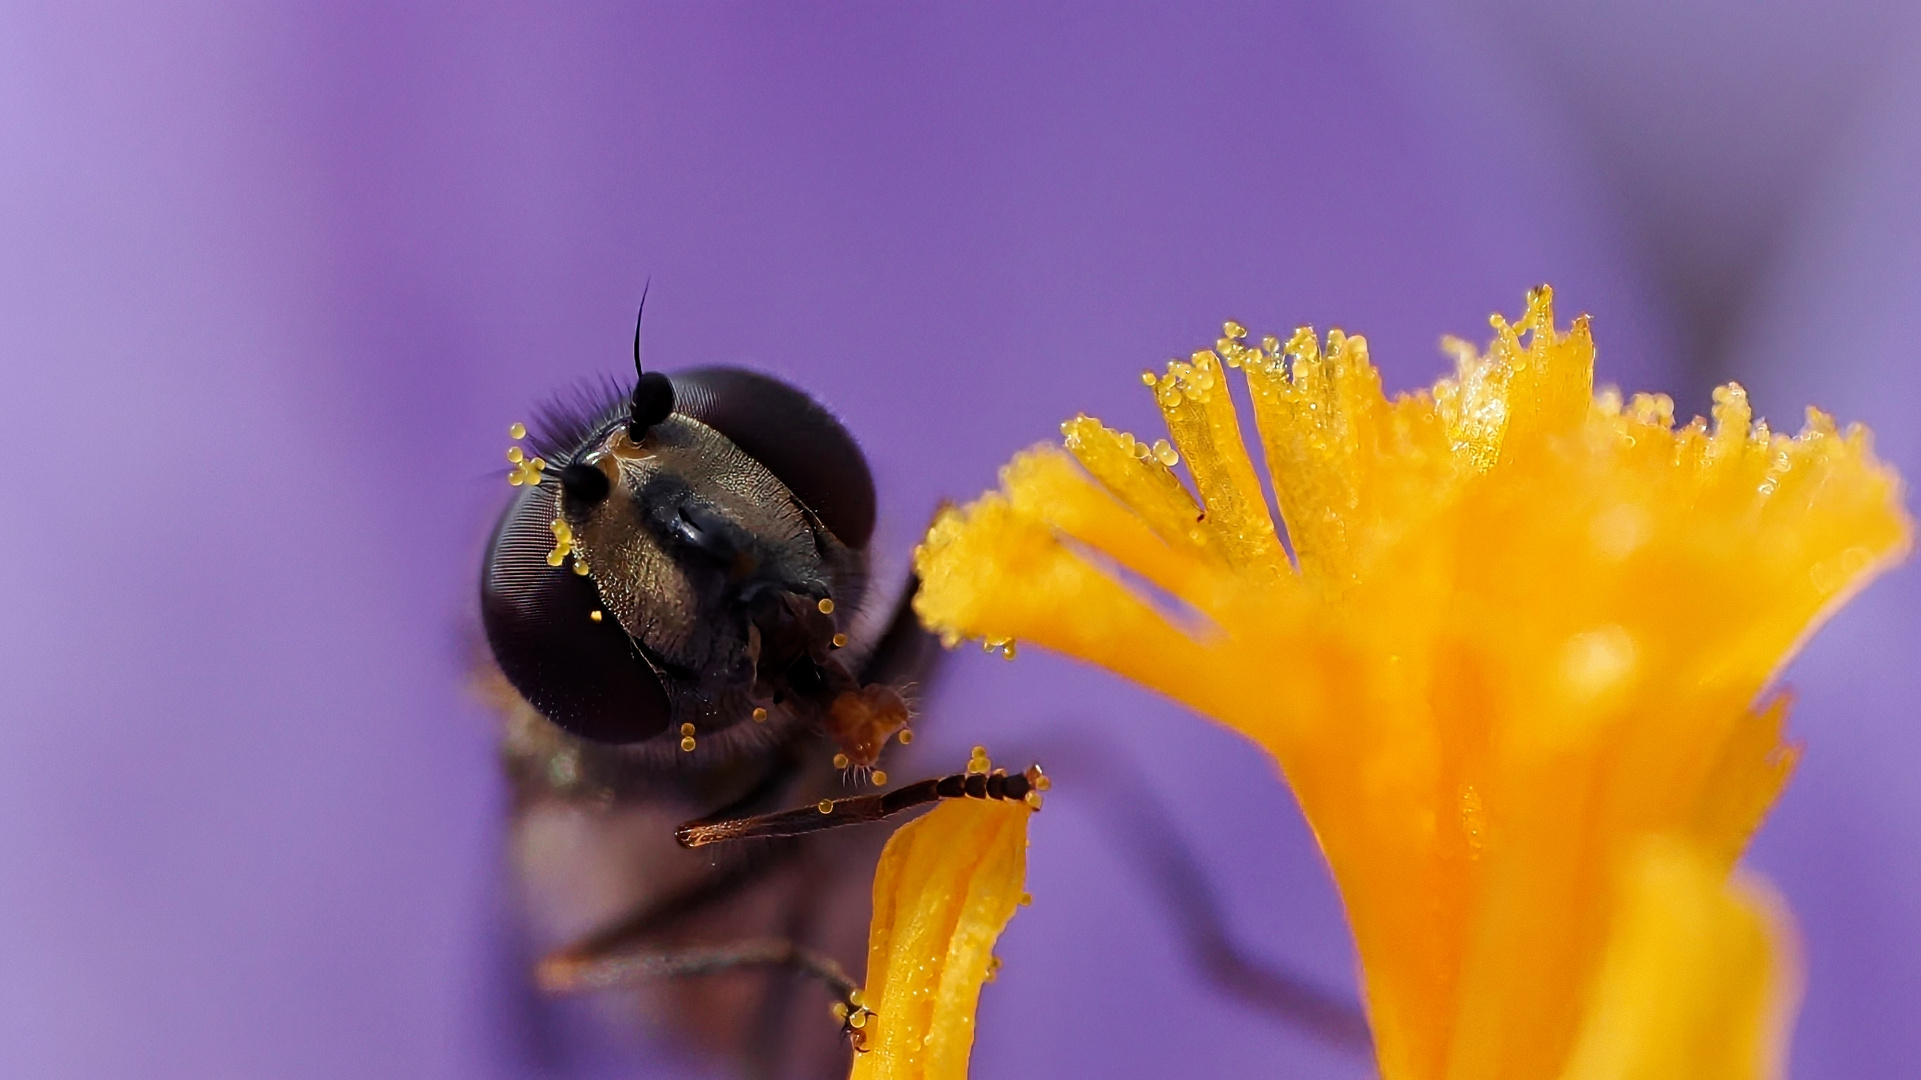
[0,3,1913,1078]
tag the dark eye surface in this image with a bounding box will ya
[670,368,877,548]
[480,482,671,743]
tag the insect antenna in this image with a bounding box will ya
[626,276,674,439]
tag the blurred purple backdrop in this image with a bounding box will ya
[0,3,1913,1079]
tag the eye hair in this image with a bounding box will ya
[528,374,632,464]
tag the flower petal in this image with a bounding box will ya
[1557,838,1799,1080]
[849,798,1031,1080]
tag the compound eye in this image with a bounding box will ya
[480,483,671,743]
[669,368,877,548]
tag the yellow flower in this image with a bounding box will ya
[913,288,1910,1080]
[850,789,1031,1080]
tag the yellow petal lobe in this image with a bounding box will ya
[849,798,1031,1080]
[1559,837,1799,1080]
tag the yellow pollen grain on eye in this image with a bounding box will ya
[834,753,851,769]
[818,598,836,614]
[571,560,590,576]
[545,551,565,568]
[818,800,835,815]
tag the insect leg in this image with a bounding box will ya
[536,840,802,984]
[676,764,1047,848]
[1038,736,1375,1055]
[539,936,856,999]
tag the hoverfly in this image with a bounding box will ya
[478,299,1040,1079]
[476,300,1369,1079]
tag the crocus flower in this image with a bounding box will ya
[912,288,1910,1079]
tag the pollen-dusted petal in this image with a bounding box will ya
[998,445,1246,617]
[848,798,1030,1080]
[1556,838,1798,1080]
[1152,350,1287,574]
[913,494,1227,714]
[1061,415,1211,556]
